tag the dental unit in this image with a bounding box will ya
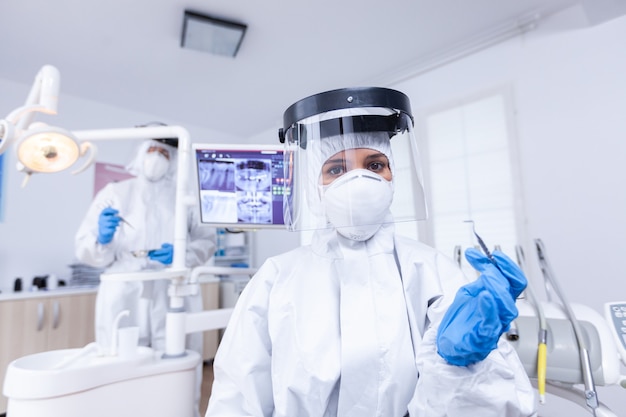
[0,65,254,417]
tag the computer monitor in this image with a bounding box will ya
[192,143,286,229]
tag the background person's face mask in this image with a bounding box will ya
[143,152,169,181]
[322,169,393,241]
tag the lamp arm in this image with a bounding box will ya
[70,142,98,175]
[172,126,190,270]
[0,65,61,155]
[6,105,48,126]
[13,65,61,131]
[30,65,60,112]
[20,172,32,188]
[0,105,45,155]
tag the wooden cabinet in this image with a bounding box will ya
[200,281,220,361]
[0,290,97,413]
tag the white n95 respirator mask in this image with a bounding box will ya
[322,169,393,241]
[143,152,169,182]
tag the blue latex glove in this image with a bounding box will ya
[97,207,121,244]
[148,243,173,265]
[436,248,527,366]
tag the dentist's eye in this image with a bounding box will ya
[327,165,345,176]
[368,161,386,171]
[321,160,347,185]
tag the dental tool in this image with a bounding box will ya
[535,239,599,416]
[102,199,134,229]
[130,249,160,258]
[516,245,548,404]
[118,216,134,229]
[463,220,502,273]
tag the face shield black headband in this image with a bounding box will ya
[277,87,414,149]
[282,113,411,149]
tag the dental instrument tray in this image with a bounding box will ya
[604,301,626,365]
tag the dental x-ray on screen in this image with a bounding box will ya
[193,143,286,228]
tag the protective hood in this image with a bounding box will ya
[126,139,178,183]
[280,87,427,235]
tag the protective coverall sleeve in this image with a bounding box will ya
[410,324,537,417]
[408,248,536,417]
[74,184,118,268]
[205,261,276,417]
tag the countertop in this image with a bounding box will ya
[0,285,99,301]
[0,276,221,302]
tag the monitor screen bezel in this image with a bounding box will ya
[191,142,287,230]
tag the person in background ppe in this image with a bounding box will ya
[206,88,536,417]
[75,135,215,417]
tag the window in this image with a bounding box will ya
[421,89,524,274]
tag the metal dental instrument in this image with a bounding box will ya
[102,199,134,229]
[516,244,548,404]
[464,220,501,271]
[116,215,134,229]
[535,239,599,416]
[118,216,134,229]
[130,249,159,258]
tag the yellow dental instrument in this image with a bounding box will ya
[516,245,548,404]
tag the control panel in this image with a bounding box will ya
[604,301,626,365]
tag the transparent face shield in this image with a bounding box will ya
[278,87,427,235]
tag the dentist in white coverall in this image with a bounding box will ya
[206,87,537,417]
[75,137,215,417]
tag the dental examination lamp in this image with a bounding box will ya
[0,65,95,186]
[0,65,233,358]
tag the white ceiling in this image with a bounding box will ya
[0,0,590,139]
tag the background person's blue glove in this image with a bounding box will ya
[97,207,121,244]
[436,248,527,366]
[148,243,173,265]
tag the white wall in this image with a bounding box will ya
[395,5,626,415]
